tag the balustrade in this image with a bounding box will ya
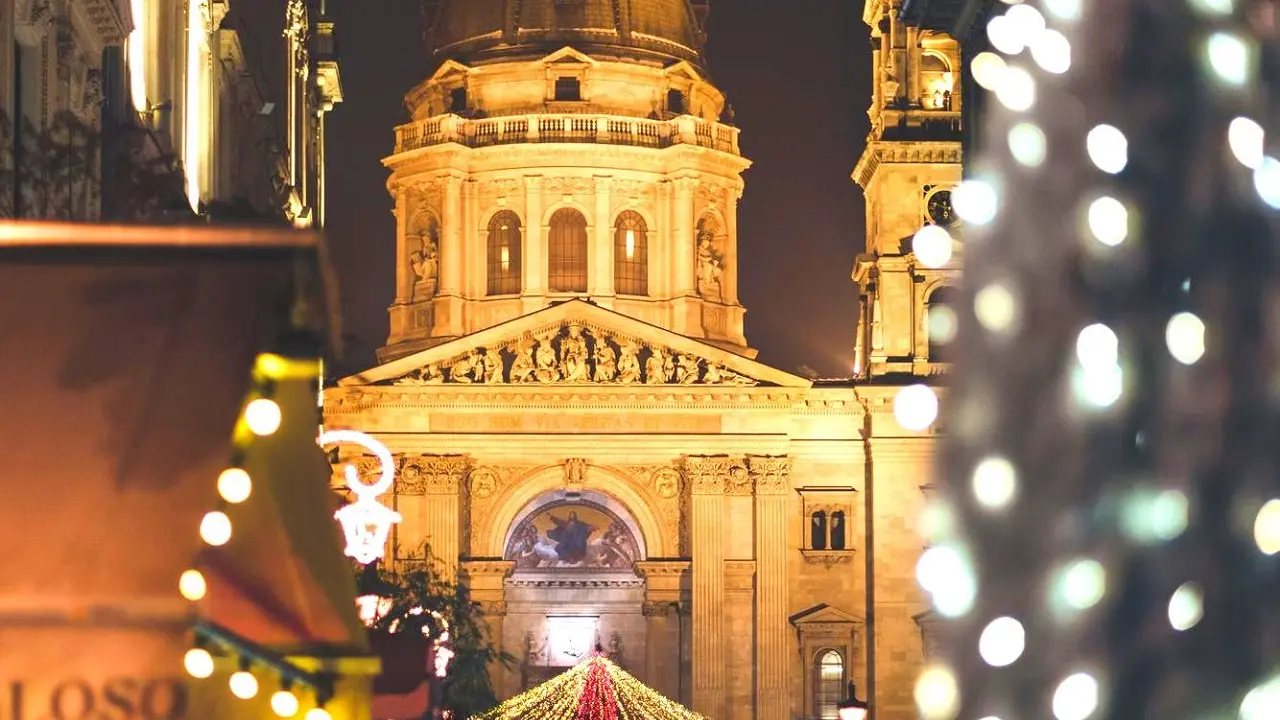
[393,112,741,155]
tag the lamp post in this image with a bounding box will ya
[837,681,870,720]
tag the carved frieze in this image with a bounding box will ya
[480,178,520,197]
[563,458,588,490]
[642,601,677,617]
[390,321,758,387]
[682,456,745,496]
[801,550,856,568]
[748,455,793,495]
[542,177,595,196]
[398,454,470,495]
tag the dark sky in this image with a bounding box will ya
[233,0,869,378]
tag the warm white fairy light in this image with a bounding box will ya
[978,617,1027,667]
[229,670,259,700]
[1030,29,1072,74]
[918,497,959,546]
[954,179,999,224]
[972,456,1018,510]
[1043,0,1082,21]
[184,648,215,679]
[1167,582,1204,631]
[200,511,232,546]
[244,398,283,436]
[1052,673,1100,720]
[1086,125,1129,174]
[1076,324,1119,369]
[894,384,940,431]
[304,710,333,720]
[1057,558,1106,611]
[1070,362,1123,409]
[928,305,958,346]
[1253,499,1280,555]
[913,225,954,268]
[974,283,1019,334]
[1086,196,1129,247]
[1205,32,1253,87]
[217,467,253,504]
[972,52,1008,91]
[1008,122,1047,167]
[1241,676,1280,720]
[1120,488,1189,543]
[1252,156,1280,208]
[1006,4,1046,37]
[1165,312,1206,365]
[1228,117,1265,169]
[917,544,978,617]
[995,65,1036,111]
[179,569,207,601]
[914,664,961,720]
[271,690,300,717]
[987,14,1026,55]
[1190,0,1234,16]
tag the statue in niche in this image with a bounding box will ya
[593,340,618,382]
[510,338,537,383]
[534,333,561,383]
[480,347,503,384]
[675,354,700,384]
[696,224,724,300]
[449,350,480,383]
[616,341,641,384]
[408,217,440,299]
[560,325,590,382]
[645,347,668,384]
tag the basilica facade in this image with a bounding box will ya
[323,2,961,718]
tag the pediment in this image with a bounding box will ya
[539,46,598,66]
[341,299,810,389]
[789,603,864,627]
[663,60,707,83]
[427,59,473,83]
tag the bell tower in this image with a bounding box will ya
[852,0,964,379]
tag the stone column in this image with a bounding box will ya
[593,177,614,298]
[673,177,697,297]
[684,456,728,719]
[751,455,794,720]
[441,174,464,297]
[523,176,545,311]
[400,455,470,580]
[636,560,691,701]
[393,183,410,304]
[724,190,741,306]
[460,560,516,698]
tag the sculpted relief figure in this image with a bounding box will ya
[594,339,618,382]
[394,363,443,385]
[534,333,561,383]
[645,347,668,384]
[481,347,503,384]
[408,218,440,299]
[616,341,642,384]
[510,338,537,383]
[560,325,590,382]
[675,354,700,384]
[702,362,723,384]
[449,350,480,383]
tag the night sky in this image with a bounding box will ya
[233,0,869,378]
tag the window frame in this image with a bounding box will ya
[814,649,846,720]
[613,210,649,296]
[547,207,589,293]
[486,210,523,296]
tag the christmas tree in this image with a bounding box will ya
[472,651,706,720]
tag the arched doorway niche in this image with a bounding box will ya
[499,487,650,690]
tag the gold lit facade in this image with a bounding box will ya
[325,1,955,718]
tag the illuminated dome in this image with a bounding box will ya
[425,0,709,67]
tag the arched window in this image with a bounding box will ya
[487,211,522,295]
[815,650,845,720]
[548,208,589,293]
[921,51,954,110]
[926,286,959,362]
[614,211,648,296]
[811,511,828,550]
[830,510,846,551]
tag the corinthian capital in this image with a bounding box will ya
[399,454,471,495]
[682,455,734,495]
[748,455,792,495]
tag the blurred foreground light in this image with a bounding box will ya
[927,306,958,346]
[245,398,282,436]
[1076,324,1119,369]
[271,691,300,717]
[1191,0,1234,16]
[971,52,1008,90]
[1229,117,1265,169]
[1071,363,1123,409]
[1008,122,1047,167]
[1043,0,1082,20]
[917,545,977,617]
[218,467,253,504]
[1030,29,1071,74]
[978,617,1026,667]
[1165,312,1206,365]
[913,225,954,268]
[987,15,1025,55]
[954,180,999,224]
[184,648,214,679]
[179,569,207,601]
[1205,32,1253,87]
[975,283,1018,334]
[1241,676,1280,720]
[1253,156,1280,208]
[1120,489,1189,543]
[1005,4,1046,36]
[1253,499,1280,555]
[1058,558,1106,611]
[1052,673,1100,720]
[972,456,1018,510]
[229,671,259,700]
[995,65,1036,111]
[894,384,939,431]
[1087,196,1129,246]
[200,511,232,546]
[1167,582,1203,631]
[305,711,333,720]
[914,665,960,720]
[1087,125,1128,174]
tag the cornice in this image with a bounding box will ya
[325,385,810,412]
[853,140,962,188]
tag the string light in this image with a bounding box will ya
[304,710,333,720]
[1165,312,1206,365]
[1228,117,1264,169]
[179,569,207,601]
[971,456,1017,510]
[977,617,1026,667]
[893,384,940,431]
[200,511,232,546]
[229,670,260,700]
[995,65,1036,111]
[1253,156,1280,208]
[1086,196,1129,246]
[913,225,954,268]
[1167,582,1204,631]
[244,398,283,436]
[184,648,215,679]
[217,467,253,504]
[1029,29,1072,74]
[972,53,1008,91]
[271,690,300,717]
[1253,499,1280,555]
[974,282,1019,333]
[953,180,999,224]
[1008,122,1047,167]
[1052,673,1100,720]
[1086,125,1128,174]
[1204,32,1252,87]
[914,665,961,720]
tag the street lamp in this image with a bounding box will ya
[838,682,870,720]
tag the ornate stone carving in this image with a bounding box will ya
[696,218,724,301]
[476,600,508,616]
[408,214,440,299]
[800,550,856,568]
[469,467,500,499]
[652,468,681,499]
[399,455,470,495]
[725,464,752,496]
[384,321,759,387]
[642,601,675,617]
[683,456,739,495]
[543,177,595,196]
[563,458,588,490]
[748,455,793,495]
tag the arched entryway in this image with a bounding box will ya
[499,489,649,690]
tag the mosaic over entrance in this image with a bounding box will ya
[505,501,641,571]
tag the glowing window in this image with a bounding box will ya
[614,211,648,296]
[487,211,522,295]
[546,616,599,666]
[816,650,845,720]
[548,208,588,293]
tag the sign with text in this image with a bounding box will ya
[0,677,186,720]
